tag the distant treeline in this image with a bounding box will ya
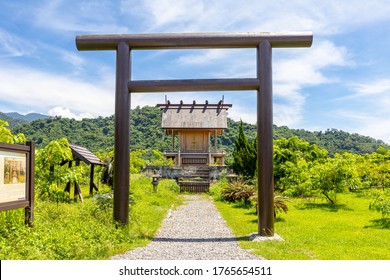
[6,106,389,156]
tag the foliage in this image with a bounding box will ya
[209,177,229,201]
[274,137,328,196]
[231,121,257,178]
[147,150,175,166]
[273,195,290,216]
[157,179,180,193]
[93,190,135,212]
[35,138,83,201]
[310,154,361,204]
[0,120,26,144]
[130,149,174,174]
[0,175,181,260]
[360,151,390,190]
[369,189,390,217]
[98,149,175,186]
[98,150,114,187]
[130,149,147,174]
[221,179,256,204]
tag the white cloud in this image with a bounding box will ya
[331,78,390,143]
[0,65,114,117]
[122,0,390,35]
[33,0,129,34]
[334,109,390,144]
[48,107,93,120]
[274,40,350,86]
[352,79,390,97]
[0,28,36,57]
[270,40,351,127]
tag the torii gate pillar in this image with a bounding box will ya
[114,42,131,224]
[258,40,274,236]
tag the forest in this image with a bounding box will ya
[5,106,390,158]
[2,110,389,212]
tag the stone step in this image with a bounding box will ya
[179,181,210,193]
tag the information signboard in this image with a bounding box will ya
[0,150,27,203]
[0,142,34,225]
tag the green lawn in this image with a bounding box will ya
[214,193,390,260]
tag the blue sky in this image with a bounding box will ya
[1,0,390,143]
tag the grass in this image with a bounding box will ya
[213,192,390,260]
[0,176,182,260]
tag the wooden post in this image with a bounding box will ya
[64,161,72,193]
[172,129,175,151]
[114,42,131,224]
[178,131,181,166]
[89,164,98,195]
[257,40,274,236]
[74,159,84,202]
[25,141,35,226]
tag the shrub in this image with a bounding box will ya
[157,179,180,193]
[273,195,290,217]
[221,180,256,204]
[369,190,390,217]
[209,178,228,200]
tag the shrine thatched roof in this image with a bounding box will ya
[157,101,232,129]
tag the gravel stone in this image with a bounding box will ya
[111,194,263,260]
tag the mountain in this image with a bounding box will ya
[0,112,28,127]
[5,112,49,123]
[8,106,390,156]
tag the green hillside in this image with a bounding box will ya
[0,112,28,127]
[9,106,389,155]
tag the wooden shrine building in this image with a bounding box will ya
[157,98,232,166]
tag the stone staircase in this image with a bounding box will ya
[178,166,210,193]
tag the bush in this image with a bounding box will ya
[273,195,290,217]
[209,178,228,201]
[221,180,256,204]
[369,190,390,217]
[157,179,180,193]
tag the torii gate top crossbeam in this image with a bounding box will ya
[75,31,313,237]
[76,32,312,50]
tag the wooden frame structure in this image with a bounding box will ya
[62,144,104,202]
[76,32,313,236]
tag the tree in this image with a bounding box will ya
[0,120,26,144]
[310,153,361,204]
[273,137,327,195]
[35,138,82,200]
[232,121,257,178]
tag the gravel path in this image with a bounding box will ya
[111,194,263,260]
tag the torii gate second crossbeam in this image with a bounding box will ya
[76,32,313,237]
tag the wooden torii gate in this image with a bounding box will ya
[76,32,312,237]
